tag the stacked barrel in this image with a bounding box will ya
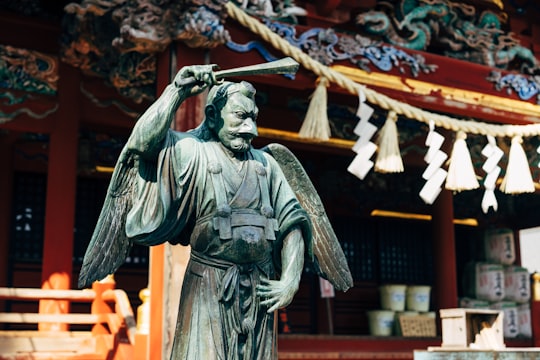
[461,228,531,339]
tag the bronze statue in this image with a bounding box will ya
[78,58,352,359]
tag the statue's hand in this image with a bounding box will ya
[173,64,218,97]
[257,277,299,314]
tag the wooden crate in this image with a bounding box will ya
[439,308,504,350]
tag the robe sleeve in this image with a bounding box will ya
[125,131,199,246]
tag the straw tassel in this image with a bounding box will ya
[445,131,479,191]
[299,77,331,141]
[500,136,535,194]
[375,111,403,173]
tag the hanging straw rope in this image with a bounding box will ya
[225,2,540,140]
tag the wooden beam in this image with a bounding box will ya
[0,287,95,301]
[0,313,105,324]
[0,11,60,53]
[0,334,97,354]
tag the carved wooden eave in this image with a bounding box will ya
[56,0,540,127]
[332,51,540,126]
[217,18,540,127]
[3,0,540,133]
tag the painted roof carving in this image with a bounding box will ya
[1,0,540,105]
[53,0,539,102]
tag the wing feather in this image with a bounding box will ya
[262,143,353,291]
[78,150,136,289]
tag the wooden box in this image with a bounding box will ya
[439,308,505,350]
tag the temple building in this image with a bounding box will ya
[2,0,540,358]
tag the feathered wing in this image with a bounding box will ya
[78,149,136,289]
[262,143,353,292]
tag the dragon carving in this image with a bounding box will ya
[356,0,540,73]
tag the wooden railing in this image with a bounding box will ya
[0,281,138,360]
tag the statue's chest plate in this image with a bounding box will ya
[216,225,273,264]
[202,146,277,263]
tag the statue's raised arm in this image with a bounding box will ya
[77,64,216,289]
[125,64,217,159]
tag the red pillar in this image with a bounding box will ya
[175,43,207,131]
[432,188,458,312]
[39,63,80,330]
[0,134,15,314]
[531,274,540,346]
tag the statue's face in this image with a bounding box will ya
[215,91,259,153]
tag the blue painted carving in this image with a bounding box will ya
[236,20,438,77]
[0,45,58,96]
[226,40,295,79]
[487,71,540,104]
[356,0,540,73]
[226,40,281,64]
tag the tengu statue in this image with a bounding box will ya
[79,58,353,360]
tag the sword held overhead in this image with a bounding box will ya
[174,57,300,87]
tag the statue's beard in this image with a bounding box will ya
[218,129,256,153]
[227,136,252,152]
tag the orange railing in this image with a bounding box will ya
[0,281,139,360]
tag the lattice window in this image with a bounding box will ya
[334,217,376,282]
[333,216,433,285]
[9,172,47,262]
[73,177,149,267]
[73,177,109,264]
[377,218,433,284]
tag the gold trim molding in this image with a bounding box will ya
[332,65,540,120]
[258,127,355,150]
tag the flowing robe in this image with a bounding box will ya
[124,130,312,359]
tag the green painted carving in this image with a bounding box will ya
[356,0,539,73]
[0,45,58,95]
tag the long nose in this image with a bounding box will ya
[239,117,258,137]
